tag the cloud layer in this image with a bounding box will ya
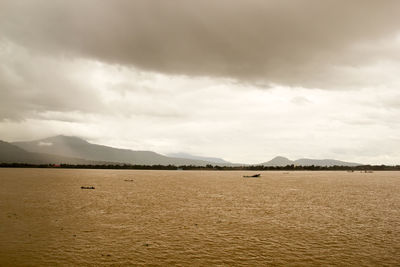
[1,1,400,164]
[1,0,400,87]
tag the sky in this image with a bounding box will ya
[1,0,400,164]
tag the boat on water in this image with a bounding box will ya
[243,174,261,178]
[81,186,95,189]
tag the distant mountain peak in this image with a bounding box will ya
[271,156,290,160]
[263,156,293,166]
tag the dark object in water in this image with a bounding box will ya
[243,174,261,178]
[81,186,95,189]
[124,179,134,182]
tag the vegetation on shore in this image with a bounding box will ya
[1,163,399,171]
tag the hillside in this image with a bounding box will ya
[12,135,219,166]
[0,140,108,164]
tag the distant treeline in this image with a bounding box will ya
[1,163,400,171]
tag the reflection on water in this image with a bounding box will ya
[0,169,399,266]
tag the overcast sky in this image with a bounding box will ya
[1,0,400,164]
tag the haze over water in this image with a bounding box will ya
[0,169,399,266]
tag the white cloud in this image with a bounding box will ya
[3,59,400,164]
[38,141,53,147]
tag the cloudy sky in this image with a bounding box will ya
[1,0,400,164]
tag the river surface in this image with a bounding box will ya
[0,169,399,266]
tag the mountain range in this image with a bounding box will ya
[10,135,222,166]
[261,156,361,167]
[0,135,362,167]
[166,152,231,164]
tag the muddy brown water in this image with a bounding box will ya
[0,169,399,266]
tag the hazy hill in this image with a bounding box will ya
[167,152,231,165]
[294,158,361,167]
[262,156,361,167]
[12,135,218,166]
[0,140,107,164]
[261,156,293,167]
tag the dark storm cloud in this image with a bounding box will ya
[1,0,400,88]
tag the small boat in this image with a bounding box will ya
[81,186,95,189]
[243,174,261,178]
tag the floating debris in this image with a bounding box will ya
[81,186,95,189]
[243,173,261,178]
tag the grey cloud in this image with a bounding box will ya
[379,95,400,110]
[0,42,105,121]
[1,0,400,88]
